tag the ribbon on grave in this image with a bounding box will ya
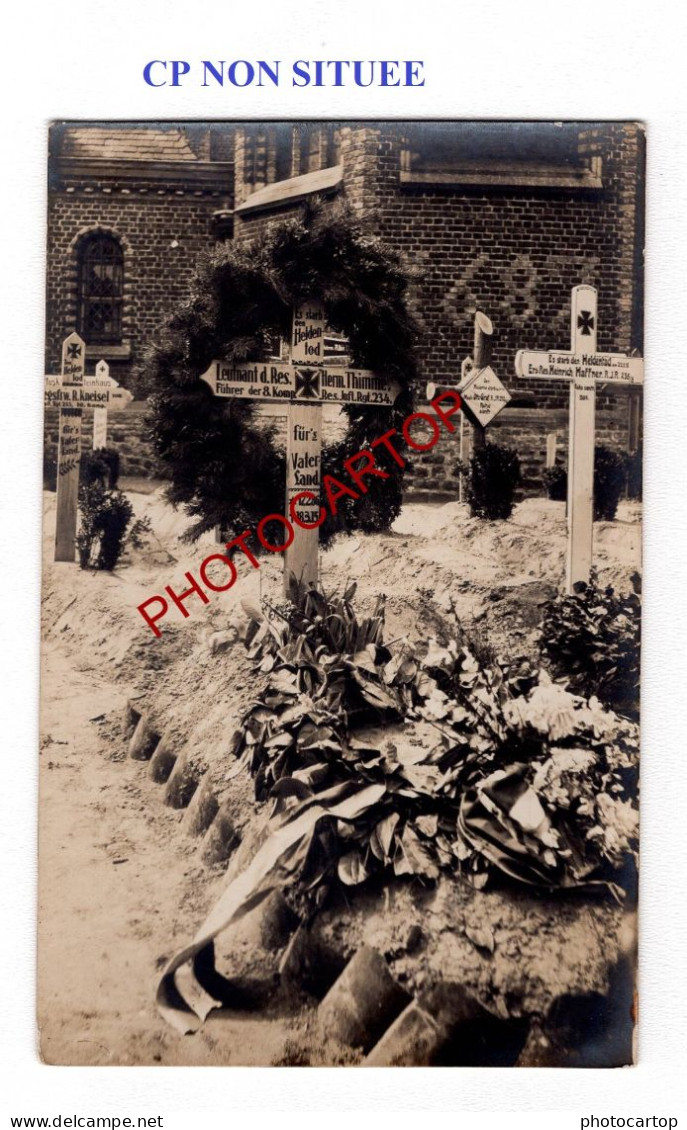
[156,781,385,1033]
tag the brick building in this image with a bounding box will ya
[45,120,644,492]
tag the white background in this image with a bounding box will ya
[2,0,686,1124]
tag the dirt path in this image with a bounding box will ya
[37,638,297,1066]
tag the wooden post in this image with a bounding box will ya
[54,333,85,562]
[284,403,322,590]
[628,387,641,454]
[92,359,109,450]
[515,289,643,591]
[565,285,597,593]
[284,300,326,593]
[458,412,473,503]
[546,432,558,469]
[471,312,494,453]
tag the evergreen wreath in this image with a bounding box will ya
[143,199,420,543]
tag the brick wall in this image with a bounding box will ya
[404,407,630,501]
[46,192,219,386]
[339,123,643,414]
[43,402,162,481]
[233,122,643,425]
[44,122,643,499]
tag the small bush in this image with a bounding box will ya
[81,447,120,490]
[76,482,135,571]
[465,441,521,520]
[624,444,643,501]
[540,571,641,719]
[542,464,567,501]
[594,444,626,521]
[43,454,57,492]
[541,445,633,519]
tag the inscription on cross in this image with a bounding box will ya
[515,284,644,593]
[199,300,400,593]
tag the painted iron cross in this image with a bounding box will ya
[45,335,133,562]
[515,285,644,593]
[199,300,400,593]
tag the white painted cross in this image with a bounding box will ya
[199,300,400,593]
[92,359,112,449]
[45,337,133,562]
[515,284,644,593]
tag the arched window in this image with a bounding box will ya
[77,234,124,343]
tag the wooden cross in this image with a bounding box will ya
[199,300,400,593]
[515,284,644,593]
[45,335,133,562]
[92,359,113,449]
[426,312,512,502]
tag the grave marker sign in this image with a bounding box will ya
[46,342,134,562]
[514,284,644,593]
[425,313,511,501]
[93,360,111,449]
[54,333,85,562]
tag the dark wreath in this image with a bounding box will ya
[142,199,420,544]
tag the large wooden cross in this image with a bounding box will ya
[45,334,133,562]
[199,300,400,593]
[515,284,644,593]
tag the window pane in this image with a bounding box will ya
[78,236,123,343]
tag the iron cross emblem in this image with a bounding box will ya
[577,310,595,336]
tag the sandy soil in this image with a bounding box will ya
[37,486,641,1065]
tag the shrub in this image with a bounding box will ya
[540,571,641,719]
[624,444,643,501]
[227,580,639,912]
[81,447,120,490]
[541,445,633,519]
[542,464,567,501]
[76,482,135,571]
[43,454,57,492]
[465,441,521,520]
[594,444,626,521]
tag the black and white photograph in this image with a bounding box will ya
[37,119,644,1068]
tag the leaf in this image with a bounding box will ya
[400,762,441,795]
[240,597,264,623]
[393,739,428,766]
[350,669,401,712]
[414,814,438,838]
[292,763,330,789]
[352,648,380,676]
[423,638,455,670]
[415,671,438,699]
[464,924,495,954]
[343,580,358,602]
[395,826,439,880]
[338,849,369,886]
[267,668,299,692]
[269,777,313,802]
